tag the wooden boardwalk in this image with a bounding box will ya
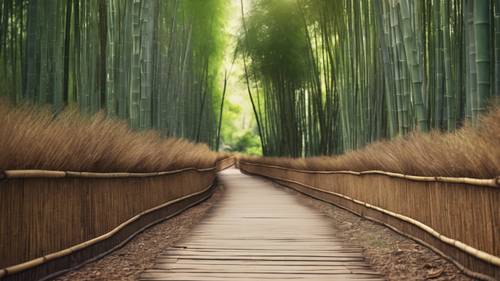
[139,169,385,281]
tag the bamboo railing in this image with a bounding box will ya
[239,160,499,281]
[0,157,234,281]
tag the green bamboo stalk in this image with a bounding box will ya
[72,0,80,106]
[374,0,397,138]
[23,0,39,100]
[51,0,65,112]
[39,1,50,105]
[129,0,141,128]
[433,0,445,129]
[473,0,491,119]
[215,70,228,151]
[441,0,455,130]
[465,0,476,121]
[139,0,155,129]
[494,0,500,97]
[400,0,428,131]
[240,0,265,155]
[62,0,72,107]
[388,0,406,134]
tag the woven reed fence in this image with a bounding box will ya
[0,157,234,281]
[239,160,499,281]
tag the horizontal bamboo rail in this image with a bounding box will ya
[0,157,234,281]
[2,158,238,179]
[239,161,500,188]
[239,160,499,281]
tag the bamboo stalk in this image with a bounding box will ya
[473,0,491,119]
[3,170,67,178]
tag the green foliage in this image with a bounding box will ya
[239,0,314,157]
[220,102,242,144]
[0,0,229,149]
[241,0,309,82]
[239,0,500,157]
[229,131,262,155]
[217,99,261,155]
[2,0,499,157]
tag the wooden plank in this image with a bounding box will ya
[154,259,372,267]
[139,272,386,281]
[153,264,374,271]
[161,249,366,256]
[140,169,385,280]
[165,247,363,251]
[158,256,365,262]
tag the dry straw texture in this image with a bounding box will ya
[0,102,224,172]
[243,106,500,179]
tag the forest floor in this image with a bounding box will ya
[56,182,472,281]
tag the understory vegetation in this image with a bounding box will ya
[242,105,500,178]
[0,101,226,172]
[219,101,262,155]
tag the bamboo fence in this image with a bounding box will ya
[239,160,499,281]
[0,157,234,281]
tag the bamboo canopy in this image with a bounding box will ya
[239,0,500,157]
[0,0,228,148]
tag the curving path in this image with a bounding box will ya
[139,168,385,281]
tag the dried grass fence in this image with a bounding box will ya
[0,157,234,281]
[239,160,499,281]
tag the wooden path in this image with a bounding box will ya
[139,169,385,281]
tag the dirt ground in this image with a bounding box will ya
[287,185,474,281]
[56,182,473,281]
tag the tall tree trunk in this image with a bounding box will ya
[139,0,155,129]
[494,0,500,97]
[63,0,72,107]
[98,0,107,111]
[240,0,265,155]
[473,0,491,119]
[129,0,141,128]
[400,0,428,131]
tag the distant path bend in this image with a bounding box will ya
[140,168,385,281]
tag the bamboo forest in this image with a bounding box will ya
[0,1,499,281]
